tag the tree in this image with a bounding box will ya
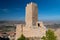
[41,29,57,40]
[17,34,29,40]
[17,34,26,40]
[41,36,46,40]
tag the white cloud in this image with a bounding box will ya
[0,9,9,13]
[2,9,8,12]
[0,9,8,11]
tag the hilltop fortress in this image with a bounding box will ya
[15,2,46,40]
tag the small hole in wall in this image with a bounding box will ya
[38,23,40,27]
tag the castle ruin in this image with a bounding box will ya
[15,2,46,40]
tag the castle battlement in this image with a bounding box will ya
[27,2,37,7]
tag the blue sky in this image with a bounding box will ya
[0,0,60,21]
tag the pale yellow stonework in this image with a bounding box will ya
[25,2,38,27]
[15,2,46,40]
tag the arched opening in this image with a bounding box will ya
[38,23,40,27]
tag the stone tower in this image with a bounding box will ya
[15,2,46,40]
[25,2,38,27]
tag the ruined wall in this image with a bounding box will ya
[15,24,24,40]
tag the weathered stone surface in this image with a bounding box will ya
[15,2,46,40]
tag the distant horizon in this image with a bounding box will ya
[0,19,60,22]
[0,0,60,21]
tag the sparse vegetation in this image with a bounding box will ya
[17,34,29,40]
[17,34,26,40]
[41,29,57,40]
